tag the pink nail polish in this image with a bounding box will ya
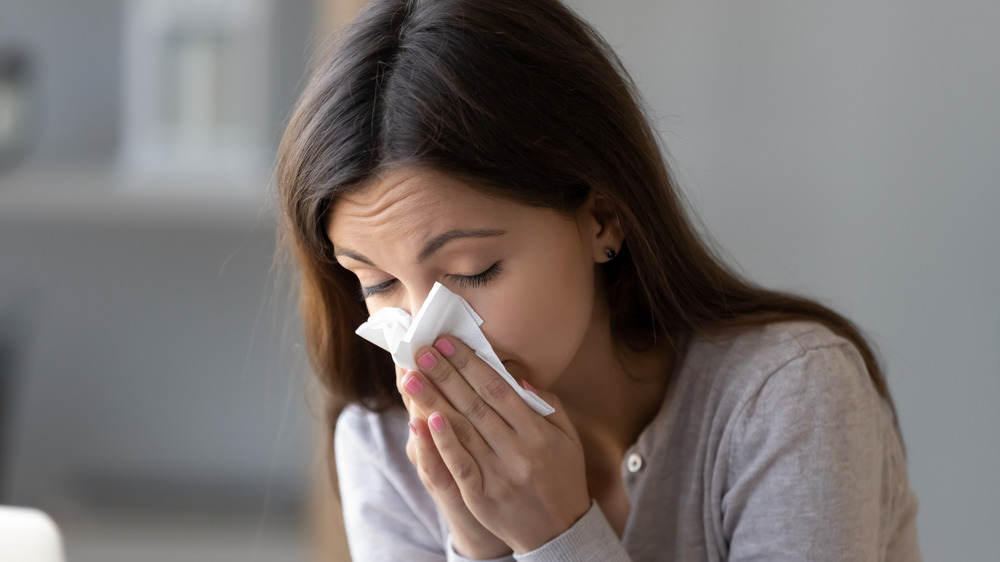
[522,379,537,393]
[433,338,455,356]
[429,413,445,432]
[403,373,423,395]
[408,420,418,436]
[417,351,437,369]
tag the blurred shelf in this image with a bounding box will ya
[0,165,277,230]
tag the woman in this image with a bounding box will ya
[276,0,921,560]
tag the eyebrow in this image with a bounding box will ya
[334,228,506,266]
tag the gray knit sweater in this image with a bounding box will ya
[334,321,922,561]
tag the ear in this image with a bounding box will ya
[580,193,625,263]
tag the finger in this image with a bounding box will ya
[396,367,420,415]
[427,411,487,496]
[407,417,463,502]
[410,344,517,450]
[401,370,498,460]
[418,337,533,434]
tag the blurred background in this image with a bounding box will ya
[0,0,996,561]
[0,0,363,560]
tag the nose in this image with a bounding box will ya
[399,284,433,318]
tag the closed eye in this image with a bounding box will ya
[449,262,503,289]
[360,279,396,300]
[360,262,503,300]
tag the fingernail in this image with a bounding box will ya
[522,379,537,393]
[403,373,423,395]
[433,338,455,356]
[417,351,437,369]
[429,413,445,432]
[408,420,418,436]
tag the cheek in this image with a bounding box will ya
[476,242,595,384]
[516,288,594,383]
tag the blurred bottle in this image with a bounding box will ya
[0,47,35,175]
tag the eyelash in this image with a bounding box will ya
[361,280,395,300]
[451,262,503,289]
[360,262,503,300]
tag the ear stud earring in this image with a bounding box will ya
[605,248,617,260]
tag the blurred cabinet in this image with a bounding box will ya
[0,0,313,227]
[120,0,276,195]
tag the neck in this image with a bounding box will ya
[549,302,674,462]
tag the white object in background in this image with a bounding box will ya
[0,80,19,151]
[119,0,274,195]
[0,506,65,562]
[356,282,555,416]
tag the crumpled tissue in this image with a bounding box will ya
[355,282,555,416]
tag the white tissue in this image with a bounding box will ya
[355,282,555,416]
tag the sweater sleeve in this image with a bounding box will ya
[513,501,632,562]
[721,342,921,562]
[335,406,447,562]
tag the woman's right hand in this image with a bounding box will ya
[399,368,513,560]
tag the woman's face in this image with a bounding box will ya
[326,167,615,389]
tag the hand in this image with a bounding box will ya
[397,366,512,559]
[400,336,591,554]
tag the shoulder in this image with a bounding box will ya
[335,403,411,469]
[694,320,888,445]
[681,322,920,559]
[683,320,878,419]
[675,320,896,469]
[687,320,863,379]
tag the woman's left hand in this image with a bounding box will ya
[401,336,591,554]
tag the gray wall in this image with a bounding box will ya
[564,0,999,559]
[0,221,314,512]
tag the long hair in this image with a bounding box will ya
[276,0,898,429]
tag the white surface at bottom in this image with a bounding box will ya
[56,508,308,562]
[0,506,65,562]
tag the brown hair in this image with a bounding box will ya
[276,0,898,427]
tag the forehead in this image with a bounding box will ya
[326,168,515,248]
